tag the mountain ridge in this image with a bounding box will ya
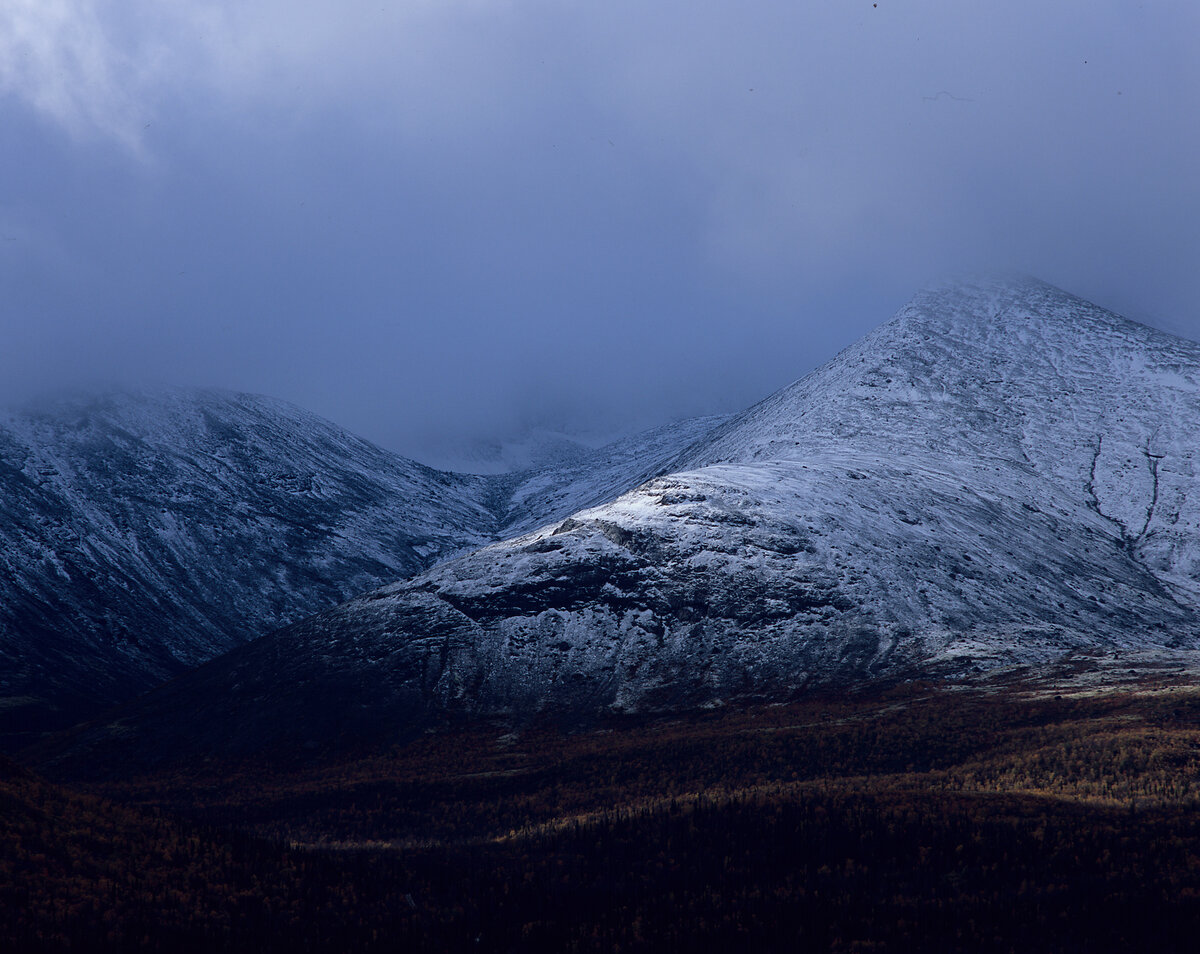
[35,277,1200,769]
[0,388,724,736]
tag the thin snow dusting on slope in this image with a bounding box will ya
[674,277,1200,603]
[258,448,1195,721]
[0,388,500,723]
[0,388,728,729]
[496,414,731,536]
[262,276,1200,719]
[17,276,1200,752]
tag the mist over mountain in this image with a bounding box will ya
[36,278,1200,770]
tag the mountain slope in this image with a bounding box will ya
[0,390,724,735]
[494,414,730,536]
[670,277,1200,602]
[0,389,504,731]
[43,278,1200,764]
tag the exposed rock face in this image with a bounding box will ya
[48,277,1200,762]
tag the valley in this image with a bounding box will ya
[10,674,1200,951]
[6,276,1200,950]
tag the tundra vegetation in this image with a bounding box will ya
[7,675,1200,951]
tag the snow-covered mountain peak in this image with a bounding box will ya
[892,274,1187,350]
[33,279,1200,762]
[677,276,1198,460]
[905,273,1082,319]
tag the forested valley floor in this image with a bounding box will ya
[7,675,1200,951]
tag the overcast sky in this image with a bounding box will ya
[1,1,1197,462]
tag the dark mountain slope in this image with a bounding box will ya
[0,390,725,736]
[0,389,501,732]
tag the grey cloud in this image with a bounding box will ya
[0,2,1197,462]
